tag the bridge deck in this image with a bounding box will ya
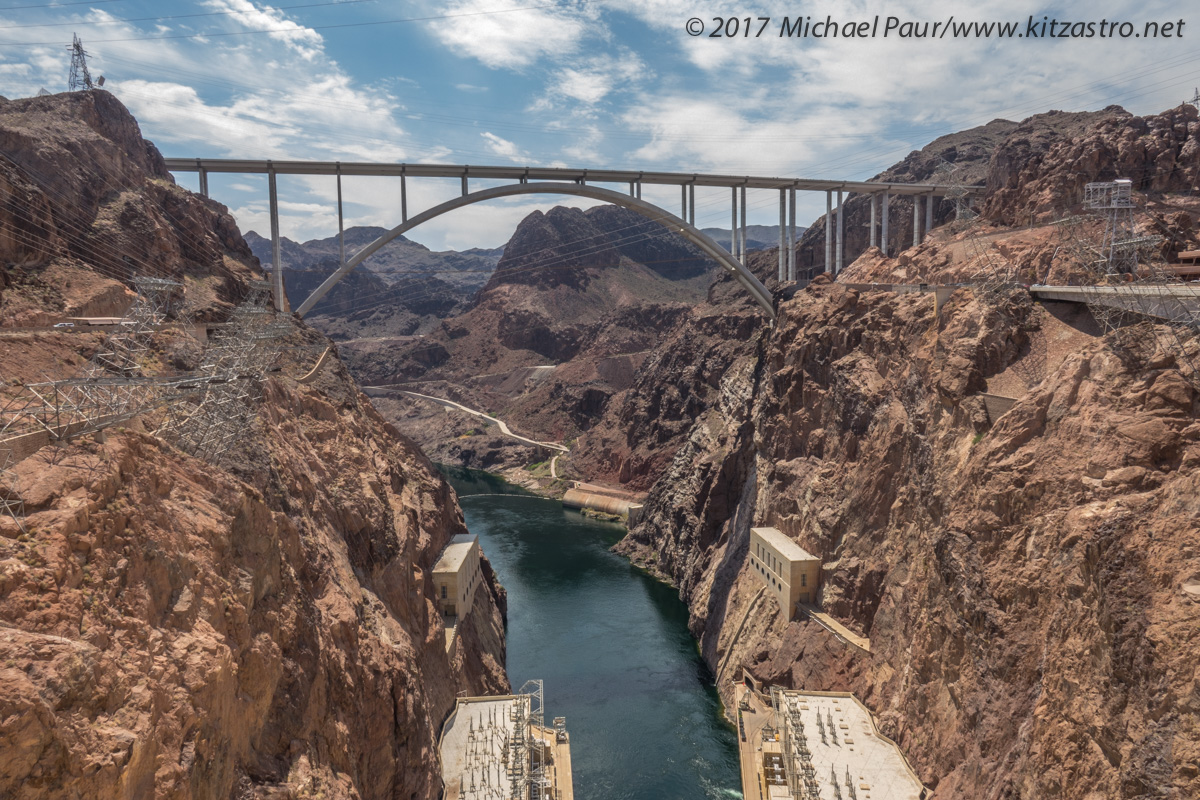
[164,158,981,196]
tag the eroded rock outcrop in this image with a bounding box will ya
[0,91,507,799]
[618,278,1200,799]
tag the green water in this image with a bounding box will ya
[441,466,742,800]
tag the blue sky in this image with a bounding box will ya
[0,0,1197,250]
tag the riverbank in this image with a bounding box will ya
[442,466,742,800]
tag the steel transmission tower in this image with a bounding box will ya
[1082,179,1155,275]
[67,34,94,92]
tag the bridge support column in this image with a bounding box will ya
[869,193,877,249]
[682,185,687,220]
[778,189,786,281]
[836,189,844,275]
[268,167,284,312]
[336,166,344,269]
[198,167,208,198]
[739,185,747,261]
[688,183,695,227]
[630,180,636,197]
[912,194,921,247]
[401,173,408,223]
[925,192,934,237]
[636,181,642,200]
[461,174,468,197]
[881,192,890,256]
[731,187,738,256]
[788,187,796,281]
[825,190,833,274]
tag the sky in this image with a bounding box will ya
[0,0,1197,252]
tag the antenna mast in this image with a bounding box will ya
[67,34,93,92]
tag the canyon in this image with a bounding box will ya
[2,86,1199,800]
[0,91,507,799]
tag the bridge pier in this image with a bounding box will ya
[882,192,890,256]
[788,187,796,281]
[739,185,747,261]
[778,189,786,281]
[268,166,284,312]
[336,165,345,269]
[682,185,687,220]
[925,192,934,238]
[688,183,695,227]
[869,193,877,249]
[198,165,208,197]
[912,194,921,247]
[825,190,833,274]
[401,172,408,223]
[729,185,739,255]
[836,189,844,275]
[461,174,468,197]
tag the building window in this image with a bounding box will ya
[441,586,447,599]
[801,573,807,587]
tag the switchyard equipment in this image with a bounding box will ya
[438,681,573,800]
[739,685,924,800]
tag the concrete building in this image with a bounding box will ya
[749,527,821,619]
[434,534,482,618]
[735,682,926,800]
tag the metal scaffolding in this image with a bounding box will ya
[158,280,290,463]
[0,277,183,454]
[0,276,290,490]
[1083,179,1147,275]
[83,277,183,378]
[514,679,548,800]
[0,427,24,532]
[936,159,977,225]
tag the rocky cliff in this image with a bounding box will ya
[0,91,507,799]
[245,227,499,338]
[0,90,257,326]
[343,203,721,461]
[615,277,1199,798]
[557,100,1200,799]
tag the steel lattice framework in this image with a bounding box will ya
[0,278,290,513]
[158,281,290,463]
[67,34,93,92]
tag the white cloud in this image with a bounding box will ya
[481,132,529,163]
[549,49,647,104]
[425,0,600,70]
[201,0,325,60]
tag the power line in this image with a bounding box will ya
[0,0,129,10]
[2,0,390,29]
[0,2,572,46]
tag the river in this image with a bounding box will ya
[442,466,742,800]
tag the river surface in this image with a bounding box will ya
[442,466,741,800]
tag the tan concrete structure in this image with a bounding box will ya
[749,527,821,619]
[433,534,482,618]
[734,681,926,800]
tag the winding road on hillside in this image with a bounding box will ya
[366,386,570,454]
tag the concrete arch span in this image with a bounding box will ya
[294,181,775,320]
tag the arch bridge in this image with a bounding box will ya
[164,159,983,321]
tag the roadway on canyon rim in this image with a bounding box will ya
[364,386,570,454]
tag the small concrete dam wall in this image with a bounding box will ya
[561,488,644,525]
